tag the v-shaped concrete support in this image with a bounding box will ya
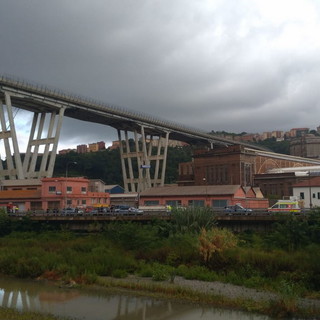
[118,126,170,192]
[0,91,65,180]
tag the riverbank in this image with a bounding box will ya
[0,274,319,320]
[95,275,320,319]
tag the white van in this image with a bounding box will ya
[268,200,301,213]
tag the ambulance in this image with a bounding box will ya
[267,200,301,213]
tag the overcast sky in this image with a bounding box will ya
[1,0,320,152]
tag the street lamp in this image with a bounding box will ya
[203,177,208,207]
[65,161,77,208]
[309,171,312,209]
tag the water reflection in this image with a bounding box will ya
[0,277,272,320]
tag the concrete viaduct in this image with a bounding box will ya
[0,74,264,192]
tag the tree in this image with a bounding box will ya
[265,216,310,252]
[309,129,319,136]
[171,207,216,234]
[198,227,237,263]
[256,137,290,155]
[53,146,192,185]
[166,146,192,183]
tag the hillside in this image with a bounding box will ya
[54,145,193,185]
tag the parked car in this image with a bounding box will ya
[112,205,143,215]
[86,209,98,215]
[224,204,252,215]
[61,207,77,215]
[128,207,144,215]
[114,205,131,214]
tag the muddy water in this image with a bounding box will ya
[0,277,273,320]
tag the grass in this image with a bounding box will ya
[0,307,71,320]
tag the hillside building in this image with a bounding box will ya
[290,134,320,159]
[77,144,88,153]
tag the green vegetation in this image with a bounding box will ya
[0,307,70,320]
[211,131,291,154]
[1,208,320,318]
[256,137,290,154]
[53,145,193,185]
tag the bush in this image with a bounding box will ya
[171,207,216,234]
[15,257,45,278]
[151,264,173,281]
[103,222,162,251]
[176,264,218,282]
[112,269,128,278]
[137,262,154,277]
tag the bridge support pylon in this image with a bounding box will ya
[118,127,170,193]
[0,91,65,180]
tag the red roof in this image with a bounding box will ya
[140,185,243,197]
[293,176,320,187]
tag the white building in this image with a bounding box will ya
[293,176,320,209]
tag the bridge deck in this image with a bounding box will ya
[0,74,265,147]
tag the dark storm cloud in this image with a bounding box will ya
[1,0,320,150]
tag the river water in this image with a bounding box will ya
[0,277,276,320]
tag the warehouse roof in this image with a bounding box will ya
[140,185,244,197]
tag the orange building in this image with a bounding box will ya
[41,177,110,211]
[88,143,99,152]
[0,177,110,212]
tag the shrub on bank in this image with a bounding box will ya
[176,264,218,282]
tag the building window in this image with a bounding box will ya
[81,187,87,194]
[313,193,316,199]
[212,199,228,208]
[144,200,159,206]
[66,186,72,194]
[66,199,72,206]
[300,192,304,200]
[188,200,205,207]
[48,186,56,193]
[318,192,320,199]
[166,200,181,207]
[82,200,86,205]
[30,201,42,210]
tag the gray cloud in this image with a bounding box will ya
[1,0,320,151]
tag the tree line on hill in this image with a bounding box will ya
[54,145,193,185]
[255,137,290,154]
[211,131,290,154]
